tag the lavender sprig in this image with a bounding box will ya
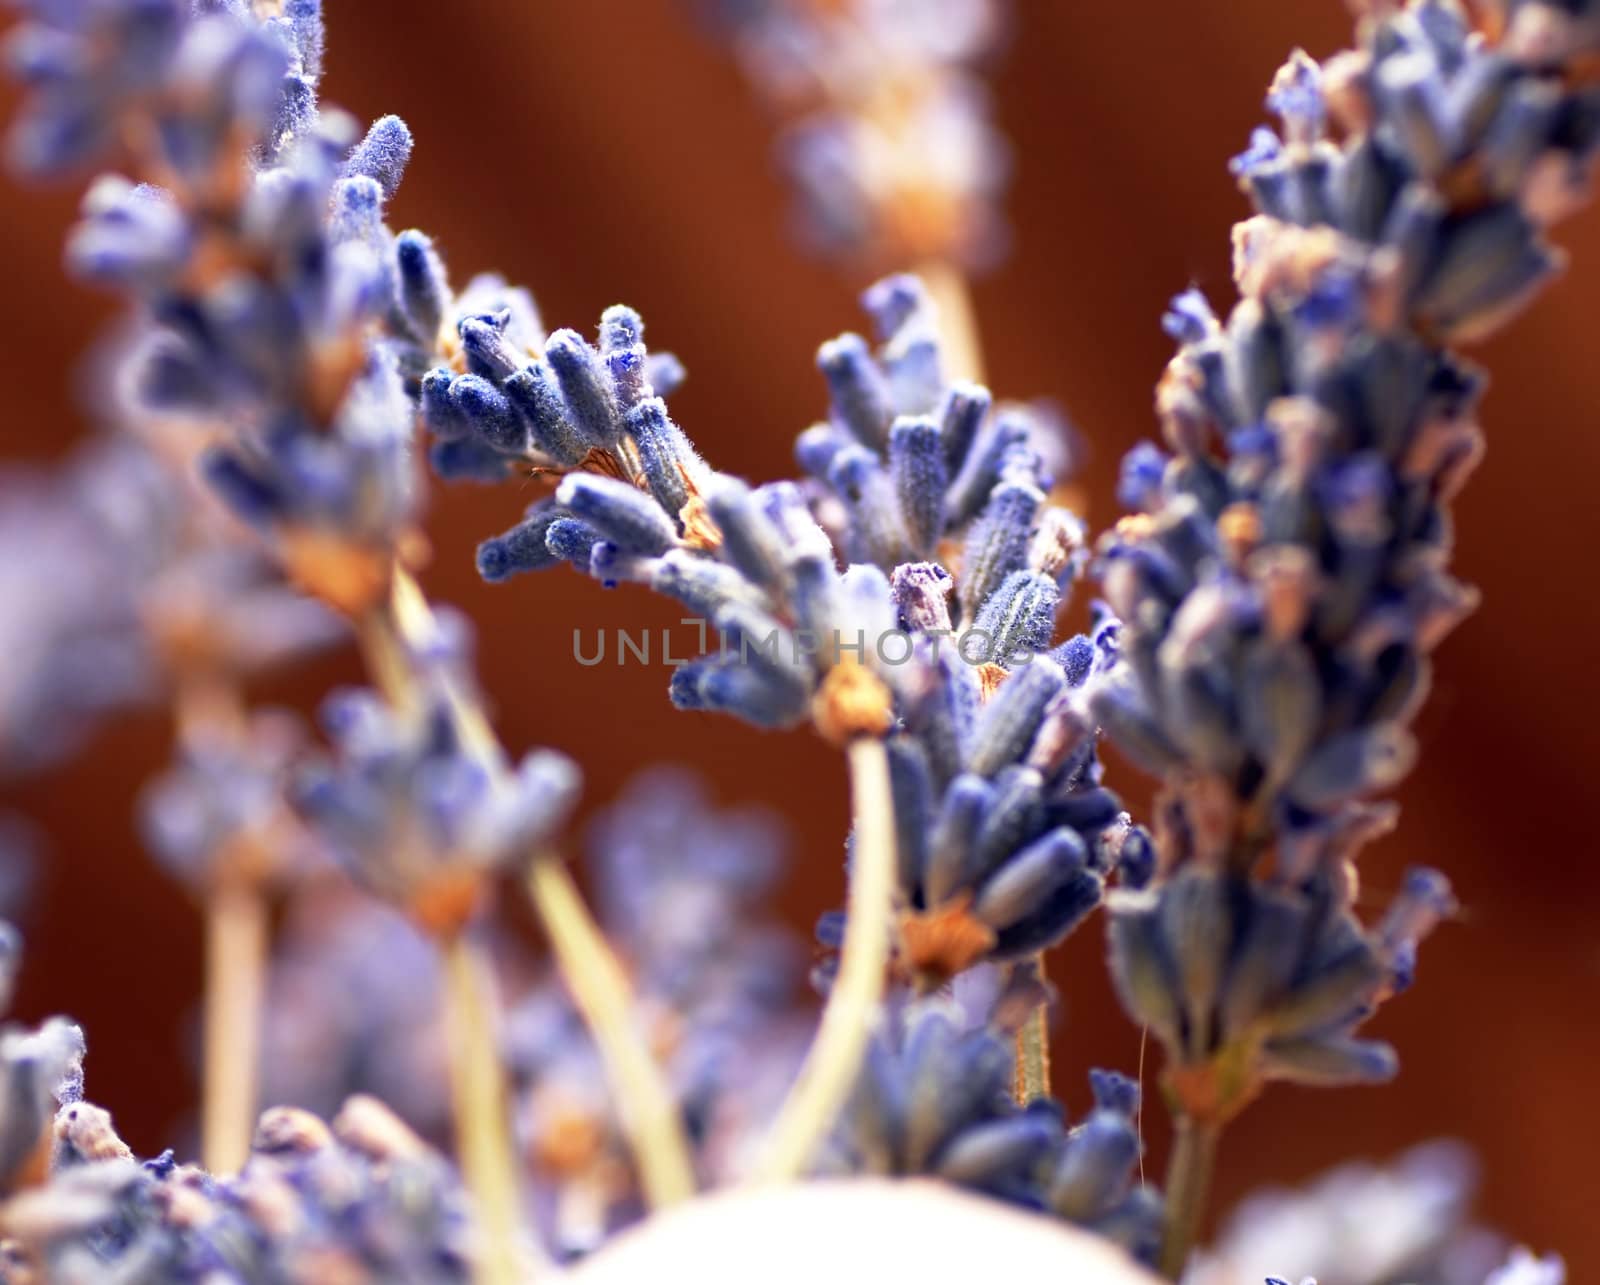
[457,275,1119,989]
[438,267,1144,1180]
[1092,5,1600,1273]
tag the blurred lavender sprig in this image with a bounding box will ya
[1190,1139,1564,1285]
[699,0,1012,267]
[2,0,593,1266]
[0,434,339,779]
[506,769,811,1256]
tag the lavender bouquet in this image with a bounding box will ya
[0,0,1586,1281]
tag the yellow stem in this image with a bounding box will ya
[357,602,421,717]
[754,738,896,1181]
[1013,958,1051,1105]
[526,857,697,1207]
[914,259,986,385]
[388,570,504,762]
[200,877,267,1175]
[441,932,544,1285]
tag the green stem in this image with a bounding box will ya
[1158,1114,1221,1279]
[753,737,896,1181]
[526,856,697,1208]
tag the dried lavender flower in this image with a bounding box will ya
[456,271,1108,979]
[814,1002,1057,1201]
[4,1094,476,1280]
[139,708,309,892]
[813,999,1160,1266]
[0,983,85,1196]
[1092,8,1600,1156]
[293,656,580,929]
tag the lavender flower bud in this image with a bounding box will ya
[705,477,789,593]
[419,368,465,439]
[829,445,909,567]
[476,503,563,583]
[645,350,686,397]
[960,482,1042,618]
[430,436,515,483]
[818,333,894,449]
[971,827,1093,935]
[599,304,650,409]
[974,571,1060,668]
[671,657,810,729]
[546,328,624,449]
[892,562,955,635]
[503,361,589,466]
[939,382,992,477]
[544,517,603,570]
[1259,1034,1397,1086]
[458,312,526,383]
[393,229,448,341]
[923,773,995,909]
[935,1113,1059,1187]
[969,766,1046,883]
[555,474,677,556]
[341,113,412,197]
[967,658,1066,778]
[888,737,934,898]
[66,178,190,289]
[945,417,1031,526]
[449,373,528,454]
[795,423,851,479]
[650,549,766,617]
[1049,1077,1141,1223]
[628,397,704,520]
[1286,724,1417,809]
[889,415,947,557]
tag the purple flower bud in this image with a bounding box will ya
[449,373,527,454]
[818,332,894,449]
[341,113,411,197]
[889,415,947,557]
[503,361,588,466]
[476,504,563,582]
[555,473,676,556]
[545,328,624,449]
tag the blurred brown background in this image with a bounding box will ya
[2,1,1597,1274]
